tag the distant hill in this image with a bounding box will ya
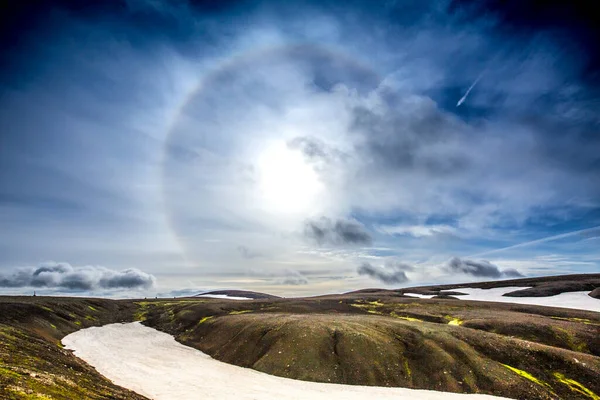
[193,289,280,300]
[144,286,600,400]
[349,273,600,298]
[1,273,599,400]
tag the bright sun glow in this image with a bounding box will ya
[257,142,322,214]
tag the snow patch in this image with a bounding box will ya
[442,287,599,313]
[404,293,437,299]
[195,294,252,300]
[63,322,508,400]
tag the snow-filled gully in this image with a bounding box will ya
[63,322,508,400]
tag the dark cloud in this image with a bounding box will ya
[446,257,523,278]
[288,136,330,161]
[357,261,411,284]
[279,270,309,285]
[304,217,372,246]
[384,260,415,272]
[237,245,262,259]
[288,136,347,167]
[350,93,470,176]
[245,268,309,285]
[0,262,156,290]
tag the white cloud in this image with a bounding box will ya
[376,224,458,237]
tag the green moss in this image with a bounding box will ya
[553,327,588,353]
[351,302,385,314]
[49,324,56,330]
[390,312,422,322]
[0,329,19,341]
[38,306,53,313]
[403,359,412,379]
[550,316,600,326]
[134,302,151,321]
[0,366,21,378]
[84,315,97,321]
[198,316,214,324]
[501,364,550,388]
[56,341,64,348]
[229,310,253,315]
[73,321,81,326]
[445,316,463,326]
[553,372,600,400]
[87,305,97,311]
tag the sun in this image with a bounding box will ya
[256,141,322,215]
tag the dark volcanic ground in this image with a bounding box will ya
[0,296,147,399]
[0,274,599,400]
[373,273,600,298]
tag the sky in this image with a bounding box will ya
[0,0,599,297]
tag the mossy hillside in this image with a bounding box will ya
[0,297,146,400]
[141,294,600,359]
[1,288,598,400]
[554,372,600,400]
[339,297,600,356]
[169,312,600,399]
[142,294,600,400]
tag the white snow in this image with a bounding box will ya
[405,293,437,299]
[195,294,253,300]
[63,322,509,400]
[441,287,599,313]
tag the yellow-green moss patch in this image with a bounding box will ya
[229,310,253,315]
[403,359,412,378]
[553,326,588,353]
[198,316,214,324]
[390,312,422,322]
[445,316,463,326]
[87,305,98,311]
[501,364,550,388]
[351,301,385,314]
[550,316,600,326]
[0,366,21,379]
[554,372,600,400]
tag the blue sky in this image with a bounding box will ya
[0,0,599,297]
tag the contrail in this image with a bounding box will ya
[468,225,600,258]
[456,75,482,107]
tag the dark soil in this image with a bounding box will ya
[194,290,280,299]
[1,273,599,400]
[0,296,147,400]
[142,292,600,400]
[387,273,600,298]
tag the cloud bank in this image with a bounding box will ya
[304,217,372,246]
[357,260,412,284]
[279,270,309,286]
[0,262,156,290]
[446,257,523,278]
